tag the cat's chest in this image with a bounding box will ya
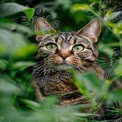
[41,72,78,96]
[42,79,77,96]
[37,71,89,105]
[40,76,89,105]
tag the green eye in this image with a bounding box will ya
[73,45,84,51]
[46,43,57,51]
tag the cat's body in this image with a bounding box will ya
[32,18,105,106]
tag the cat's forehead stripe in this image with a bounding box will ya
[60,32,75,44]
[57,36,63,44]
[58,32,93,46]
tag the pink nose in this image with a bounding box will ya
[58,50,71,60]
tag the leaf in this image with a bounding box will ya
[72,4,90,11]
[21,96,58,111]
[0,2,34,21]
[0,22,30,34]
[71,71,107,96]
[56,0,71,9]
[0,59,8,70]
[39,96,58,109]
[0,29,35,59]
[98,43,114,57]
[0,75,22,95]
[12,61,34,69]
[114,58,122,76]
[20,99,40,111]
[23,8,35,22]
[13,44,36,59]
[108,89,122,104]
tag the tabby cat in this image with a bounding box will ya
[32,17,105,106]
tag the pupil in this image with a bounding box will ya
[77,46,80,50]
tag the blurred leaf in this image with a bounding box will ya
[20,99,40,111]
[0,22,31,33]
[0,2,34,21]
[12,61,34,69]
[72,4,90,11]
[0,59,8,70]
[21,96,58,110]
[13,44,36,59]
[56,0,71,9]
[108,89,122,104]
[114,58,122,76]
[70,70,109,109]
[105,21,122,38]
[71,71,107,96]
[98,43,114,57]
[0,75,22,95]
[54,105,90,122]
[104,10,122,22]
[39,96,58,109]
[0,29,35,59]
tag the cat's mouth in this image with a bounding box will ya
[50,62,73,71]
[56,63,73,70]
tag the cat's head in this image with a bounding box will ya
[34,17,101,71]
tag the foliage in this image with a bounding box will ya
[0,0,122,122]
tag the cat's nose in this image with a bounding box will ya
[58,50,71,60]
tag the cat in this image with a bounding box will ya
[32,17,122,121]
[32,17,105,106]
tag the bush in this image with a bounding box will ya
[0,0,122,122]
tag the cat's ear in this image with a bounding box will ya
[34,17,56,42]
[77,18,101,43]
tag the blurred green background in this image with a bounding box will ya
[0,0,122,122]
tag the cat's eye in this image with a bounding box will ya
[46,43,57,51]
[73,44,84,52]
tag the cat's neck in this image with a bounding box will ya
[91,63,105,79]
[33,60,105,80]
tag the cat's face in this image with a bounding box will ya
[34,18,101,72]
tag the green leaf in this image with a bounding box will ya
[98,43,114,57]
[12,44,36,59]
[0,29,35,59]
[0,22,30,33]
[20,99,40,111]
[72,4,90,11]
[0,2,34,21]
[23,8,35,22]
[71,71,107,96]
[114,58,122,76]
[0,75,22,95]
[0,59,8,70]
[108,89,122,104]
[56,0,71,9]
[39,96,58,109]
[12,61,34,69]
